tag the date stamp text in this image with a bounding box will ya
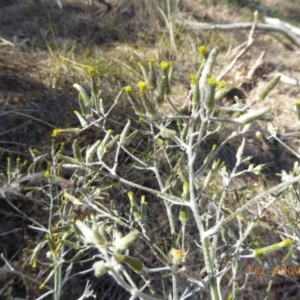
[246,266,300,276]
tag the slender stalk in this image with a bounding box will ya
[204,173,300,237]
[187,118,220,300]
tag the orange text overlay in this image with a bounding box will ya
[246,266,300,276]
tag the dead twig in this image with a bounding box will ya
[265,16,300,37]
[217,11,258,81]
[246,50,266,81]
[178,20,300,47]
[277,73,300,86]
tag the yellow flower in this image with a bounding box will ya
[52,129,61,137]
[199,45,208,58]
[148,58,155,65]
[218,80,227,89]
[160,61,169,71]
[282,206,289,213]
[169,248,186,267]
[138,81,147,93]
[190,73,197,85]
[87,67,95,76]
[124,85,133,94]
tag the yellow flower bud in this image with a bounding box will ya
[254,239,292,258]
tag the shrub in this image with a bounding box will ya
[2,46,300,300]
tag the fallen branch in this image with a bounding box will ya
[265,16,300,37]
[178,20,300,47]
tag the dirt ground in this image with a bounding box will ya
[1,0,300,299]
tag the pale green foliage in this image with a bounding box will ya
[2,46,300,300]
